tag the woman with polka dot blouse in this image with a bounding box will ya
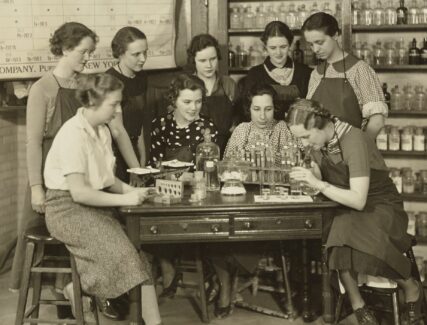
[150,73,218,168]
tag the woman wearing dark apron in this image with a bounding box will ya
[106,26,150,186]
[288,99,422,325]
[186,34,236,155]
[149,74,218,299]
[240,21,312,122]
[10,22,98,318]
[302,12,387,139]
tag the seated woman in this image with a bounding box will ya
[210,83,300,319]
[149,73,218,297]
[287,99,421,325]
[44,73,161,325]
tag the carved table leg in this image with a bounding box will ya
[322,245,335,324]
[279,241,298,319]
[302,239,316,322]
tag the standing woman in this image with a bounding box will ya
[186,34,237,154]
[11,21,98,292]
[44,72,161,325]
[106,26,149,184]
[288,99,422,325]
[302,12,386,138]
[241,21,312,121]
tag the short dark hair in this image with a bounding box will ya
[111,26,147,58]
[286,99,332,130]
[49,22,98,56]
[187,34,221,67]
[165,74,206,107]
[261,21,294,46]
[76,73,123,108]
[243,83,279,120]
[301,12,340,37]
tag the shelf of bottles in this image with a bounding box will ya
[352,23,427,32]
[402,193,427,202]
[374,65,427,71]
[228,28,301,36]
[380,150,427,158]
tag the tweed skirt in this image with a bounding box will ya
[45,189,152,298]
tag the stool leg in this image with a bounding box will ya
[406,247,427,324]
[334,294,345,325]
[30,243,44,325]
[195,244,209,323]
[15,241,36,325]
[391,291,400,325]
[70,254,84,325]
[279,241,297,319]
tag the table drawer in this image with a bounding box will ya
[139,217,229,242]
[233,213,322,239]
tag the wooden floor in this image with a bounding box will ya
[0,270,357,325]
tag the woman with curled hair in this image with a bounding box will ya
[302,13,386,138]
[186,34,237,154]
[11,22,97,306]
[106,26,150,186]
[287,99,421,325]
[238,21,312,122]
[44,72,161,325]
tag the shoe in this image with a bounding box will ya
[354,305,379,325]
[63,282,95,323]
[214,304,233,319]
[159,272,182,299]
[404,281,425,325]
[206,278,220,304]
[95,297,122,320]
[114,293,130,318]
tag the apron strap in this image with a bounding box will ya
[52,74,62,88]
[322,51,349,83]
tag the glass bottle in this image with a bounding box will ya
[353,41,363,59]
[403,84,415,110]
[402,168,415,193]
[255,5,267,29]
[236,44,248,68]
[419,0,427,23]
[192,171,207,200]
[376,127,388,150]
[409,38,421,64]
[243,5,255,29]
[297,4,308,28]
[310,2,320,16]
[266,5,277,23]
[195,129,220,192]
[408,0,419,24]
[388,126,401,150]
[397,38,408,64]
[385,41,397,65]
[385,0,398,24]
[278,3,287,25]
[414,85,426,110]
[414,127,426,151]
[230,6,242,29]
[396,0,409,24]
[249,45,262,67]
[286,3,297,28]
[383,83,391,110]
[373,1,385,25]
[373,40,386,65]
[401,126,414,151]
[353,1,361,25]
[361,1,373,25]
[322,2,333,15]
[421,37,427,64]
[293,40,304,64]
[361,42,372,65]
[390,168,403,193]
[391,85,403,110]
[228,43,236,68]
[421,169,427,194]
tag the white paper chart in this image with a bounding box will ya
[0,0,176,79]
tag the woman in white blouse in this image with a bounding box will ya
[44,73,161,325]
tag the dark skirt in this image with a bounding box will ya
[45,190,152,298]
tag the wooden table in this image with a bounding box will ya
[120,188,339,325]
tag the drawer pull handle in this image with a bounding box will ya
[304,220,313,229]
[276,219,282,225]
[180,223,188,231]
[150,226,159,234]
[211,224,221,233]
[243,221,252,230]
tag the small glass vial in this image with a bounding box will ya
[376,127,388,150]
[414,127,426,151]
[401,126,414,151]
[390,168,403,193]
[402,168,415,194]
[388,126,401,150]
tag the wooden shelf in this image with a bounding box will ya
[416,236,427,245]
[229,28,300,36]
[380,150,427,158]
[373,65,427,72]
[401,193,427,202]
[0,106,26,113]
[352,24,427,32]
[388,110,427,118]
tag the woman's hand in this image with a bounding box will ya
[289,166,322,189]
[31,185,46,214]
[129,174,144,187]
[123,187,157,205]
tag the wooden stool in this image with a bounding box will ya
[334,237,427,325]
[14,225,99,325]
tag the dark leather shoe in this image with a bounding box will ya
[159,272,182,299]
[405,281,425,325]
[354,305,379,325]
[214,304,232,319]
[96,297,122,320]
